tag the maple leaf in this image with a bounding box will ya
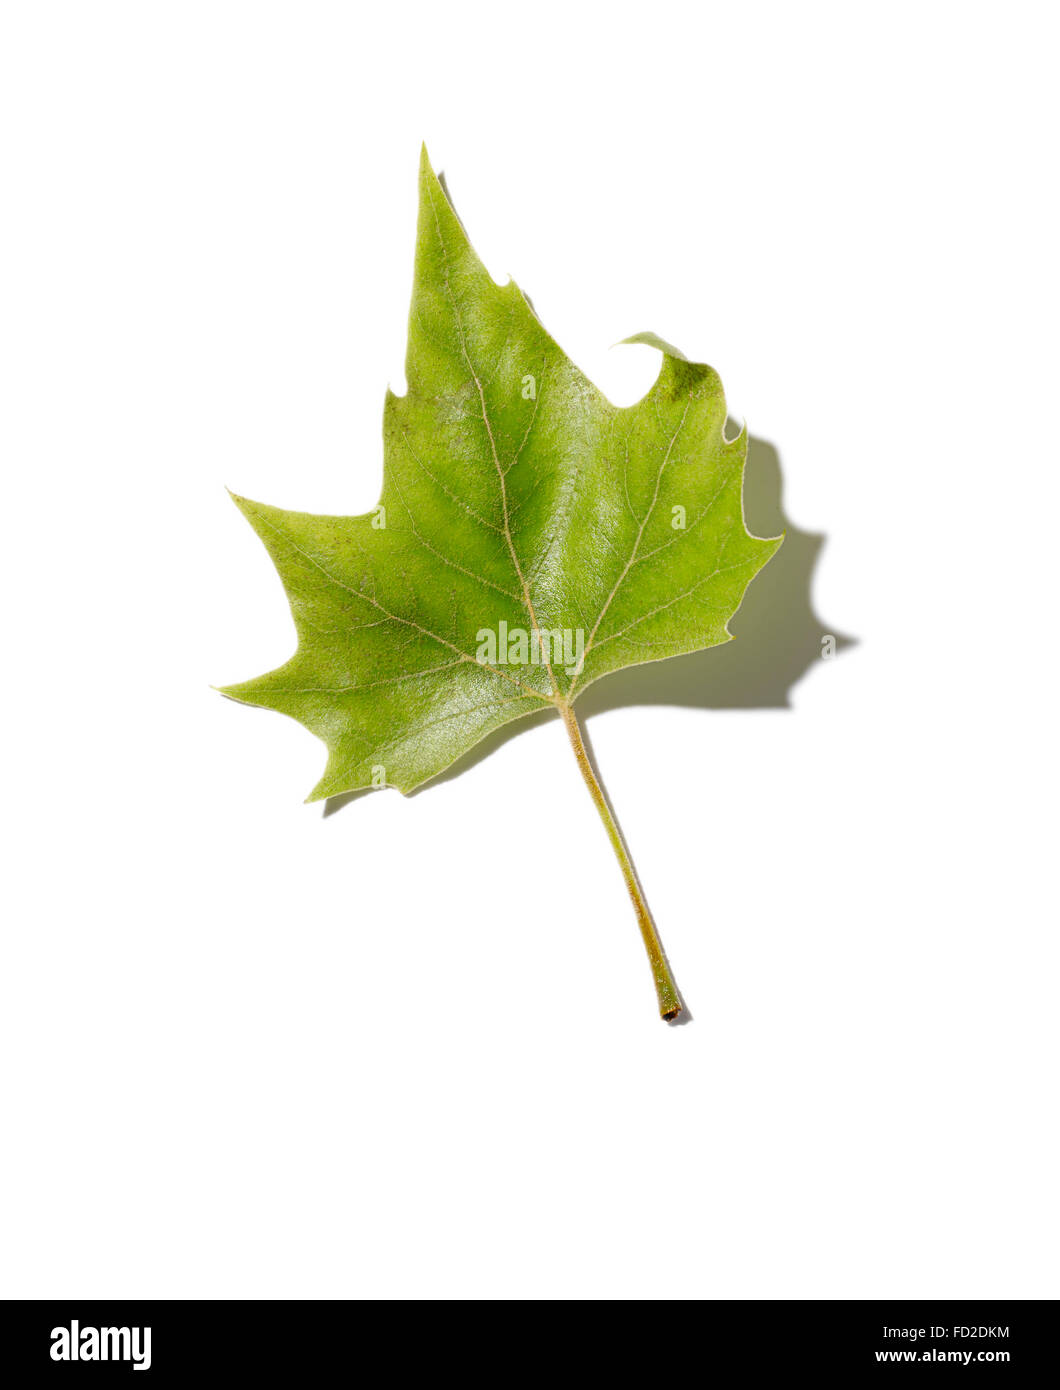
[221,148,781,1020]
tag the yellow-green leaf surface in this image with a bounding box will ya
[222,148,781,1020]
[223,149,780,801]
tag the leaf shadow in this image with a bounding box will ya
[323,433,856,818]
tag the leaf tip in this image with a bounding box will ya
[214,680,256,703]
[725,415,748,446]
[418,141,441,190]
[617,331,689,361]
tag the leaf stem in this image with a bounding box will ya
[559,702,684,1021]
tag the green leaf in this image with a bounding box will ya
[220,147,781,1020]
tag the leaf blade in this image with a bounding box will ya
[222,151,781,796]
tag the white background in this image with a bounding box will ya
[2,2,1057,1299]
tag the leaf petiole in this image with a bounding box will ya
[558,702,684,1022]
